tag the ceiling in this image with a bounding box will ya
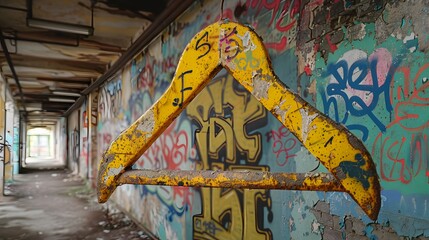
[0,0,174,127]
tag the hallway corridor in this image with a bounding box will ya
[1,0,429,239]
[0,161,150,240]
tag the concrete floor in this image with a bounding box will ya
[0,160,150,240]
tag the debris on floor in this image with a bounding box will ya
[0,168,152,240]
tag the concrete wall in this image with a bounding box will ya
[68,108,80,174]
[79,100,88,178]
[57,118,67,165]
[12,108,20,174]
[0,79,6,192]
[76,0,429,239]
[3,102,14,184]
[0,74,20,192]
[77,95,99,183]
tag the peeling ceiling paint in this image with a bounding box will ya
[0,0,170,125]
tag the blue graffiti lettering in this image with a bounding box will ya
[203,220,223,236]
[320,56,396,141]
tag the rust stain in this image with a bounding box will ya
[117,169,345,191]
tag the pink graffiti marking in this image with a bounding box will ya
[266,125,297,167]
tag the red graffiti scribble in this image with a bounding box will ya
[266,125,297,167]
[172,187,194,213]
[304,65,312,76]
[325,34,338,53]
[245,0,300,52]
[81,136,88,162]
[247,0,282,26]
[276,17,296,33]
[265,36,287,52]
[375,134,428,184]
[103,133,112,146]
[137,65,155,90]
[373,62,429,184]
[136,119,190,170]
[211,1,300,52]
[390,63,429,131]
[246,0,300,29]
[133,56,178,96]
[82,111,88,128]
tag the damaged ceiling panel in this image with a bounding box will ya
[0,0,174,127]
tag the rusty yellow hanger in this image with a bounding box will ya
[97,20,380,220]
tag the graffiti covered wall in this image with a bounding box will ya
[92,0,429,239]
[79,100,88,178]
[68,109,80,174]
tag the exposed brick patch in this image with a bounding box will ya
[347,233,369,240]
[310,201,429,239]
[322,227,342,240]
[352,219,365,235]
[344,218,354,234]
[321,212,334,228]
[313,201,330,213]
[310,208,323,223]
[332,215,342,231]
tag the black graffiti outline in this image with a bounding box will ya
[196,31,211,60]
[324,136,334,147]
[173,70,193,107]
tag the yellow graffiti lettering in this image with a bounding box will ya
[193,164,271,239]
[188,75,266,168]
[188,75,270,238]
[194,187,271,239]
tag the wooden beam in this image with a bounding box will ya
[2,54,107,74]
[17,93,78,100]
[5,31,125,53]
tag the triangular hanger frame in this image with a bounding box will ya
[97,20,380,220]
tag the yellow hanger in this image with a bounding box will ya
[97,20,380,220]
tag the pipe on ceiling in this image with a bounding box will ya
[0,5,27,12]
[0,31,27,114]
[63,0,195,117]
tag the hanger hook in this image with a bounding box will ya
[220,0,225,20]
